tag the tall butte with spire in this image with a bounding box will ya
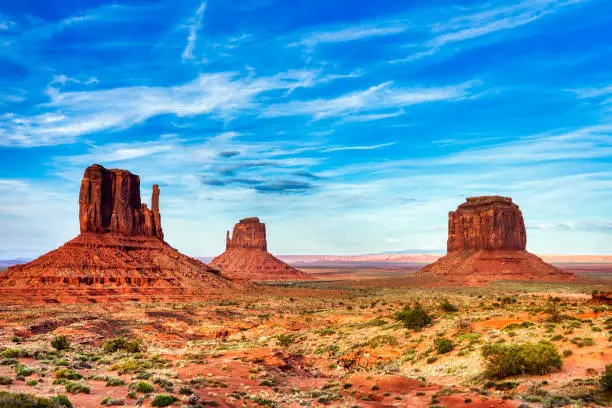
[210,217,308,281]
[0,164,236,303]
[418,196,574,282]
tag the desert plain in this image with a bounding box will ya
[0,264,611,408]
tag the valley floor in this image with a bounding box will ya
[0,270,611,407]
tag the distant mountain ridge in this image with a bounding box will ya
[0,258,30,268]
[4,253,612,271]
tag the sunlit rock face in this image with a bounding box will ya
[211,217,308,281]
[79,164,163,239]
[447,196,526,254]
[0,164,238,303]
[419,196,573,283]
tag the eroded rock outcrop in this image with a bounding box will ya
[226,217,267,250]
[211,217,308,281]
[79,164,163,239]
[448,196,526,253]
[0,164,237,302]
[419,196,573,282]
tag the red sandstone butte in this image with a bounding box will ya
[79,164,164,239]
[0,164,237,303]
[210,217,308,281]
[419,196,574,282]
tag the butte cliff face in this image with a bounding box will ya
[211,217,308,281]
[419,196,573,282]
[0,164,236,303]
[447,196,526,254]
[79,164,164,239]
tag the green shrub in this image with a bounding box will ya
[481,341,562,379]
[15,364,35,377]
[276,333,296,347]
[434,337,453,354]
[0,377,12,385]
[51,336,70,352]
[26,380,37,387]
[178,386,193,395]
[55,369,82,381]
[0,391,63,408]
[151,395,178,407]
[105,377,126,387]
[51,395,72,407]
[152,377,173,392]
[101,397,124,406]
[259,379,275,387]
[601,364,612,393]
[64,382,89,394]
[129,381,154,393]
[440,299,458,312]
[394,303,432,330]
[368,335,398,348]
[103,337,142,353]
[503,321,534,331]
[0,349,23,358]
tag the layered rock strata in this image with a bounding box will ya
[419,196,574,282]
[211,218,308,281]
[0,164,236,302]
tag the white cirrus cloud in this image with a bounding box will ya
[291,23,409,49]
[0,69,340,147]
[261,81,478,120]
[182,2,207,61]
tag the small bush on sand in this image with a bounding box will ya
[105,377,126,387]
[101,397,124,406]
[55,369,82,381]
[103,337,142,353]
[368,335,398,348]
[151,394,178,407]
[0,349,23,359]
[51,336,70,352]
[0,391,68,408]
[0,377,12,385]
[440,299,458,312]
[64,381,89,394]
[434,338,453,354]
[394,303,432,330]
[129,381,155,393]
[601,364,612,393]
[276,333,297,347]
[15,364,35,377]
[481,341,562,379]
[51,395,72,407]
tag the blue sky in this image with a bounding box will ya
[1,0,611,258]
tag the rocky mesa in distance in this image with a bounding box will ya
[0,164,237,303]
[418,196,574,282]
[210,217,308,281]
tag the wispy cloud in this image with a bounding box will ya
[393,0,592,62]
[323,142,395,153]
[0,69,331,147]
[570,84,612,108]
[182,2,207,61]
[291,22,409,48]
[262,81,477,120]
[340,110,405,123]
